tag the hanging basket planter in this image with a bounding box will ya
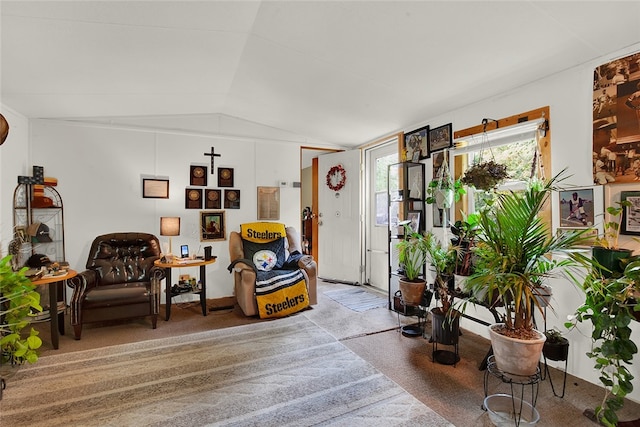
[460,160,508,191]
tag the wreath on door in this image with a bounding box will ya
[326,165,346,191]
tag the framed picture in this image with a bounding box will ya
[556,227,599,248]
[433,205,443,228]
[407,211,421,233]
[218,167,234,187]
[190,165,207,186]
[621,191,640,235]
[224,189,240,209]
[205,189,221,209]
[200,210,226,241]
[257,186,280,220]
[404,125,429,160]
[142,178,169,199]
[559,188,595,228]
[429,123,453,153]
[185,188,203,209]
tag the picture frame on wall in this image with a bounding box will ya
[404,125,429,160]
[559,187,595,228]
[205,189,221,209]
[200,210,226,241]
[190,165,207,186]
[142,178,169,199]
[428,123,453,153]
[407,211,421,233]
[185,188,203,209]
[257,186,280,220]
[224,189,240,209]
[218,167,234,187]
[621,191,640,235]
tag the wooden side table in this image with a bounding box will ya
[154,258,216,320]
[30,269,77,349]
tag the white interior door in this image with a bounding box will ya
[317,150,361,284]
[364,141,398,292]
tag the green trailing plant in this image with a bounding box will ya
[450,213,481,276]
[462,171,594,338]
[543,328,565,343]
[425,177,465,206]
[594,200,632,250]
[0,255,43,367]
[460,160,509,191]
[566,259,640,427]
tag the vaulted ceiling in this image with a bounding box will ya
[2,1,640,147]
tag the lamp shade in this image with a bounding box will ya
[160,217,180,236]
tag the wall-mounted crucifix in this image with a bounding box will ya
[204,147,221,174]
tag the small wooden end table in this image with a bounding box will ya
[154,258,216,320]
[30,269,77,349]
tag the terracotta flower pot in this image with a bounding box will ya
[489,323,546,376]
[398,278,427,306]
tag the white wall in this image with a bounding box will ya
[24,119,338,302]
[400,42,640,403]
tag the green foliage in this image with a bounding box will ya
[425,178,466,206]
[464,171,593,332]
[396,226,429,281]
[543,328,564,343]
[1,255,43,367]
[594,200,633,250]
[566,259,640,427]
[460,160,509,191]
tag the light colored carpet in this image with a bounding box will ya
[1,316,453,427]
[323,287,388,312]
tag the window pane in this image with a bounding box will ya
[375,154,398,225]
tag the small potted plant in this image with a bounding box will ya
[396,226,429,306]
[542,328,569,362]
[425,152,465,209]
[592,200,634,277]
[0,254,43,398]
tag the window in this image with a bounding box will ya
[375,153,398,225]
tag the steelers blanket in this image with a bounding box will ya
[255,269,309,319]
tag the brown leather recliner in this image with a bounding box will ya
[229,226,317,316]
[67,232,165,339]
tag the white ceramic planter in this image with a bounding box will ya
[489,323,546,376]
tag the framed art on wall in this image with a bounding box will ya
[224,189,240,209]
[190,165,207,186]
[218,167,234,187]
[185,188,203,209]
[559,187,595,228]
[205,189,221,209]
[142,178,169,199]
[404,125,429,160]
[621,191,640,235]
[257,186,280,220]
[428,123,453,153]
[200,210,226,241]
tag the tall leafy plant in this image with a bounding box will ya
[464,171,593,337]
[0,255,43,367]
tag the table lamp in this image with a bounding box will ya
[160,217,180,255]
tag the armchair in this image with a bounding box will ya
[229,223,317,317]
[67,232,165,339]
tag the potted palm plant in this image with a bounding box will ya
[464,171,592,376]
[0,254,43,399]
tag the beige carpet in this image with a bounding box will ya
[5,280,640,426]
[1,315,453,427]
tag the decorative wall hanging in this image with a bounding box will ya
[203,147,221,173]
[257,186,280,220]
[404,125,429,160]
[190,165,207,186]
[142,178,169,199]
[621,191,640,235]
[205,189,221,209]
[428,123,453,153]
[593,51,640,185]
[224,189,240,209]
[185,188,202,209]
[200,210,226,241]
[326,164,346,191]
[218,167,234,187]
